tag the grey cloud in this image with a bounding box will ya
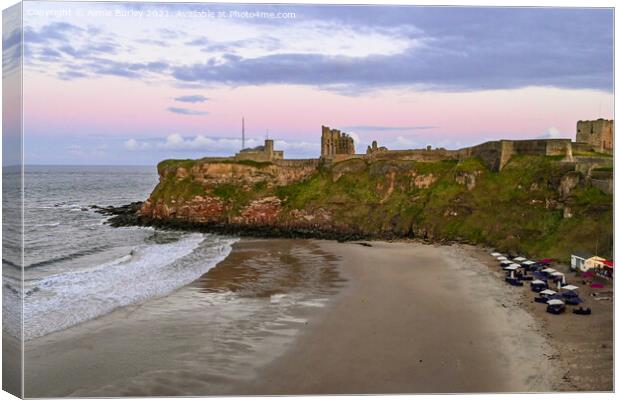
[58,70,88,80]
[172,34,612,93]
[186,35,281,55]
[2,28,22,76]
[158,28,183,39]
[24,22,83,44]
[171,7,612,93]
[167,107,209,116]
[3,28,21,50]
[40,48,63,60]
[174,95,209,103]
[140,38,169,47]
[57,58,169,80]
[186,36,210,46]
[23,7,612,94]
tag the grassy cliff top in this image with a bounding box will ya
[147,155,612,262]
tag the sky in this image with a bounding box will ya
[3,2,614,165]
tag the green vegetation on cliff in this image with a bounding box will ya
[148,156,612,262]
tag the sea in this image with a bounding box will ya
[3,165,238,341]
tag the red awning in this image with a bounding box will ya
[602,260,613,268]
[538,258,553,264]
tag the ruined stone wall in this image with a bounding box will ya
[543,139,573,158]
[591,178,613,195]
[273,159,321,169]
[510,139,572,158]
[321,126,355,157]
[366,148,460,162]
[330,154,364,163]
[459,139,573,171]
[573,142,596,154]
[366,140,388,155]
[576,119,613,152]
[235,151,273,162]
[195,156,236,163]
[458,141,504,171]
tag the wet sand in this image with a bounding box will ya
[235,240,561,394]
[24,239,343,397]
[23,239,610,396]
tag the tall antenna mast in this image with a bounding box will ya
[242,117,245,150]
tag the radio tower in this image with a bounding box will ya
[241,117,245,150]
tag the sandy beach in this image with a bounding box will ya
[235,241,563,394]
[472,246,613,391]
[23,239,611,396]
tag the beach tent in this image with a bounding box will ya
[504,264,520,279]
[551,272,566,288]
[540,289,557,297]
[541,268,556,274]
[513,256,526,262]
[497,256,508,261]
[522,260,536,265]
[502,263,520,271]
[491,252,502,257]
[546,298,565,314]
[530,279,547,292]
[500,260,512,266]
[561,287,582,304]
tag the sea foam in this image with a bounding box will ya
[19,233,237,340]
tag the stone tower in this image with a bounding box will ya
[321,125,355,158]
[264,139,274,157]
[576,119,613,153]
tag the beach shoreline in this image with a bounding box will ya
[23,238,612,396]
[232,240,565,394]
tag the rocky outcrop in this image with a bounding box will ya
[559,172,581,198]
[332,158,366,182]
[126,155,612,262]
[142,195,225,222]
[410,172,437,189]
[184,162,316,189]
[233,196,282,224]
[454,171,479,191]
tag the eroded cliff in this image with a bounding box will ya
[136,155,612,262]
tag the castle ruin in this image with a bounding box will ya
[235,139,283,162]
[366,140,388,155]
[204,119,612,173]
[576,119,613,153]
[321,126,355,158]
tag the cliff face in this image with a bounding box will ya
[140,156,613,261]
